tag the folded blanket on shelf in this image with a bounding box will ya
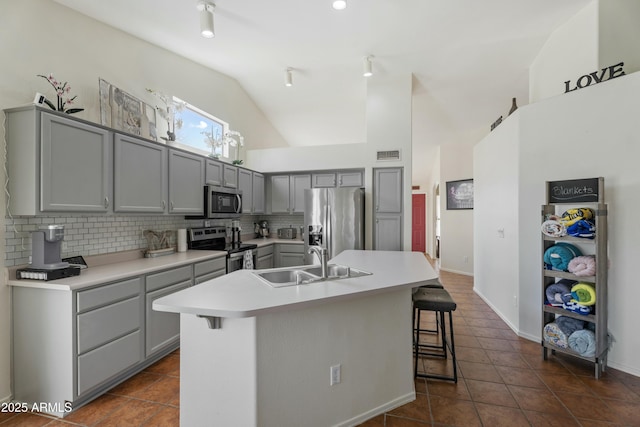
[562,301,592,315]
[555,316,585,336]
[568,255,596,277]
[571,283,596,306]
[543,322,569,349]
[566,219,595,239]
[545,279,576,305]
[560,208,594,227]
[568,329,596,357]
[541,219,567,238]
[544,243,582,271]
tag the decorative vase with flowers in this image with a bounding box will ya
[37,74,84,114]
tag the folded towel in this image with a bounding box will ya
[543,322,569,349]
[544,243,582,271]
[568,255,596,277]
[562,301,592,315]
[571,283,596,306]
[243,249,254,270]
[541,219,567,238]
[560,208,594,227]
[555,316,585,336]
[545,280,576,306]
[568,329,596,357]
[566,220,595,239]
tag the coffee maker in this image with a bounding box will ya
[31,225,68,269]
[231,220,242,245]
[16,225,81,281]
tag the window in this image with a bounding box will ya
[172,97,231,160]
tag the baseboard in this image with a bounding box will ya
[439,267,473,277]
[473,286,538,343]
[1,393,12,404]
[334,391,416,427]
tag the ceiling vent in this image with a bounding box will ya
[376,150,401,161]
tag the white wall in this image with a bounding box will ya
[598,0,640,74]
[0,0,286,403]
[473,113,520,332]
[438,142,475,275]
[529,2,599,103]
[475,71,640,376]
[248,74,414,251]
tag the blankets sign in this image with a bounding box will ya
[548,178,599,203]
[564,62,626,93]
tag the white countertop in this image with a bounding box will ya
[154,250,438,318]
[8,250,226,291]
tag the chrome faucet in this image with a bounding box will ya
[308,246,329,279]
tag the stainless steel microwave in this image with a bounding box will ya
[204,186,242,218]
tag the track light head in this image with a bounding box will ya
[363,56,373,77]
[197,1,215,38]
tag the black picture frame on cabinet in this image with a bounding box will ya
[446,179,474,210]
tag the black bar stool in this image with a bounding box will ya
[413,281,444,334]
[412,286,458,383]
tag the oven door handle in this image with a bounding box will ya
[228,251,246,260]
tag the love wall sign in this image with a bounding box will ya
[564,62,626,93]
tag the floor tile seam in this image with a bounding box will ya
[383,412,432,425]
[67,395,134,427]
[505,381,586,426]
[549,387,634,424]
[114,394,180,408]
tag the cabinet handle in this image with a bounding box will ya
[170,201,175,210]
[104,197,109,208]
[376,219,379,223]
[162,200,166,209]
[339,178,342,186]
[333,179,337,186]
[376,205,379,211]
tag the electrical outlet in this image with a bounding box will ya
[330,364,341,386]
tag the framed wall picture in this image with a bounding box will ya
[99,78,157,141]
[446,179,474,210]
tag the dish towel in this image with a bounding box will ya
[243,250,254,270]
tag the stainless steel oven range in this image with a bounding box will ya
[187,226,257,273]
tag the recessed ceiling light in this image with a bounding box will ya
[197,1,215,38]
[332,0,347,10]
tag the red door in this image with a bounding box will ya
[412,194,426,253]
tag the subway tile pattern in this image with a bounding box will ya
[4,214,302,267]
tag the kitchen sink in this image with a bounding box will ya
[254,264,371,288]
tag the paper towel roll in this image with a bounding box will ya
[177,229,187,252]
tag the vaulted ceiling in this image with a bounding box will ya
[53,0,591,149]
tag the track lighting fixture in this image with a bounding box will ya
[285,68,293,87]
[332,0,347,10]
[363,56,373,77]
[197,1,215,38]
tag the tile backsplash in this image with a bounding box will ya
[4,214,304,267]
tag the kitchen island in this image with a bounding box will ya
[154,250,438,427]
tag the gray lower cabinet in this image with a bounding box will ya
[114,134,167,213]
[145,265,192,357]
[168,149,205,214]
[256,244,274,269]
[275,243,305,268]
[194,256,227,284]
[11,257,227,415]
[374,214,403,251]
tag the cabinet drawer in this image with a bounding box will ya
[77,277,141,313]
[194,257,226,277]
[258,244,274,257]
[194,269,226,284]
[146,265,192,292]
[146,280,191,357]
[77,296,141,354]
[77,330,142,396]
[278,243,304,254]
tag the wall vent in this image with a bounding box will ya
[376,150,401,161]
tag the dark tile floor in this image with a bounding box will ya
[2,264,639,426]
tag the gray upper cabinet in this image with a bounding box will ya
[205,160,223,186]
[271,174,311,214]
[114,134,167,213]
[252,172,265,214]
[312,173,336,188]
[373,167,403,251]
[40,112,111,212]
[168,149,205,214]
[223,164,238,189]
[238,168,253,214]
[338,171,363,187]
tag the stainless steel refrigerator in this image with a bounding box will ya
[304,187,365,265]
